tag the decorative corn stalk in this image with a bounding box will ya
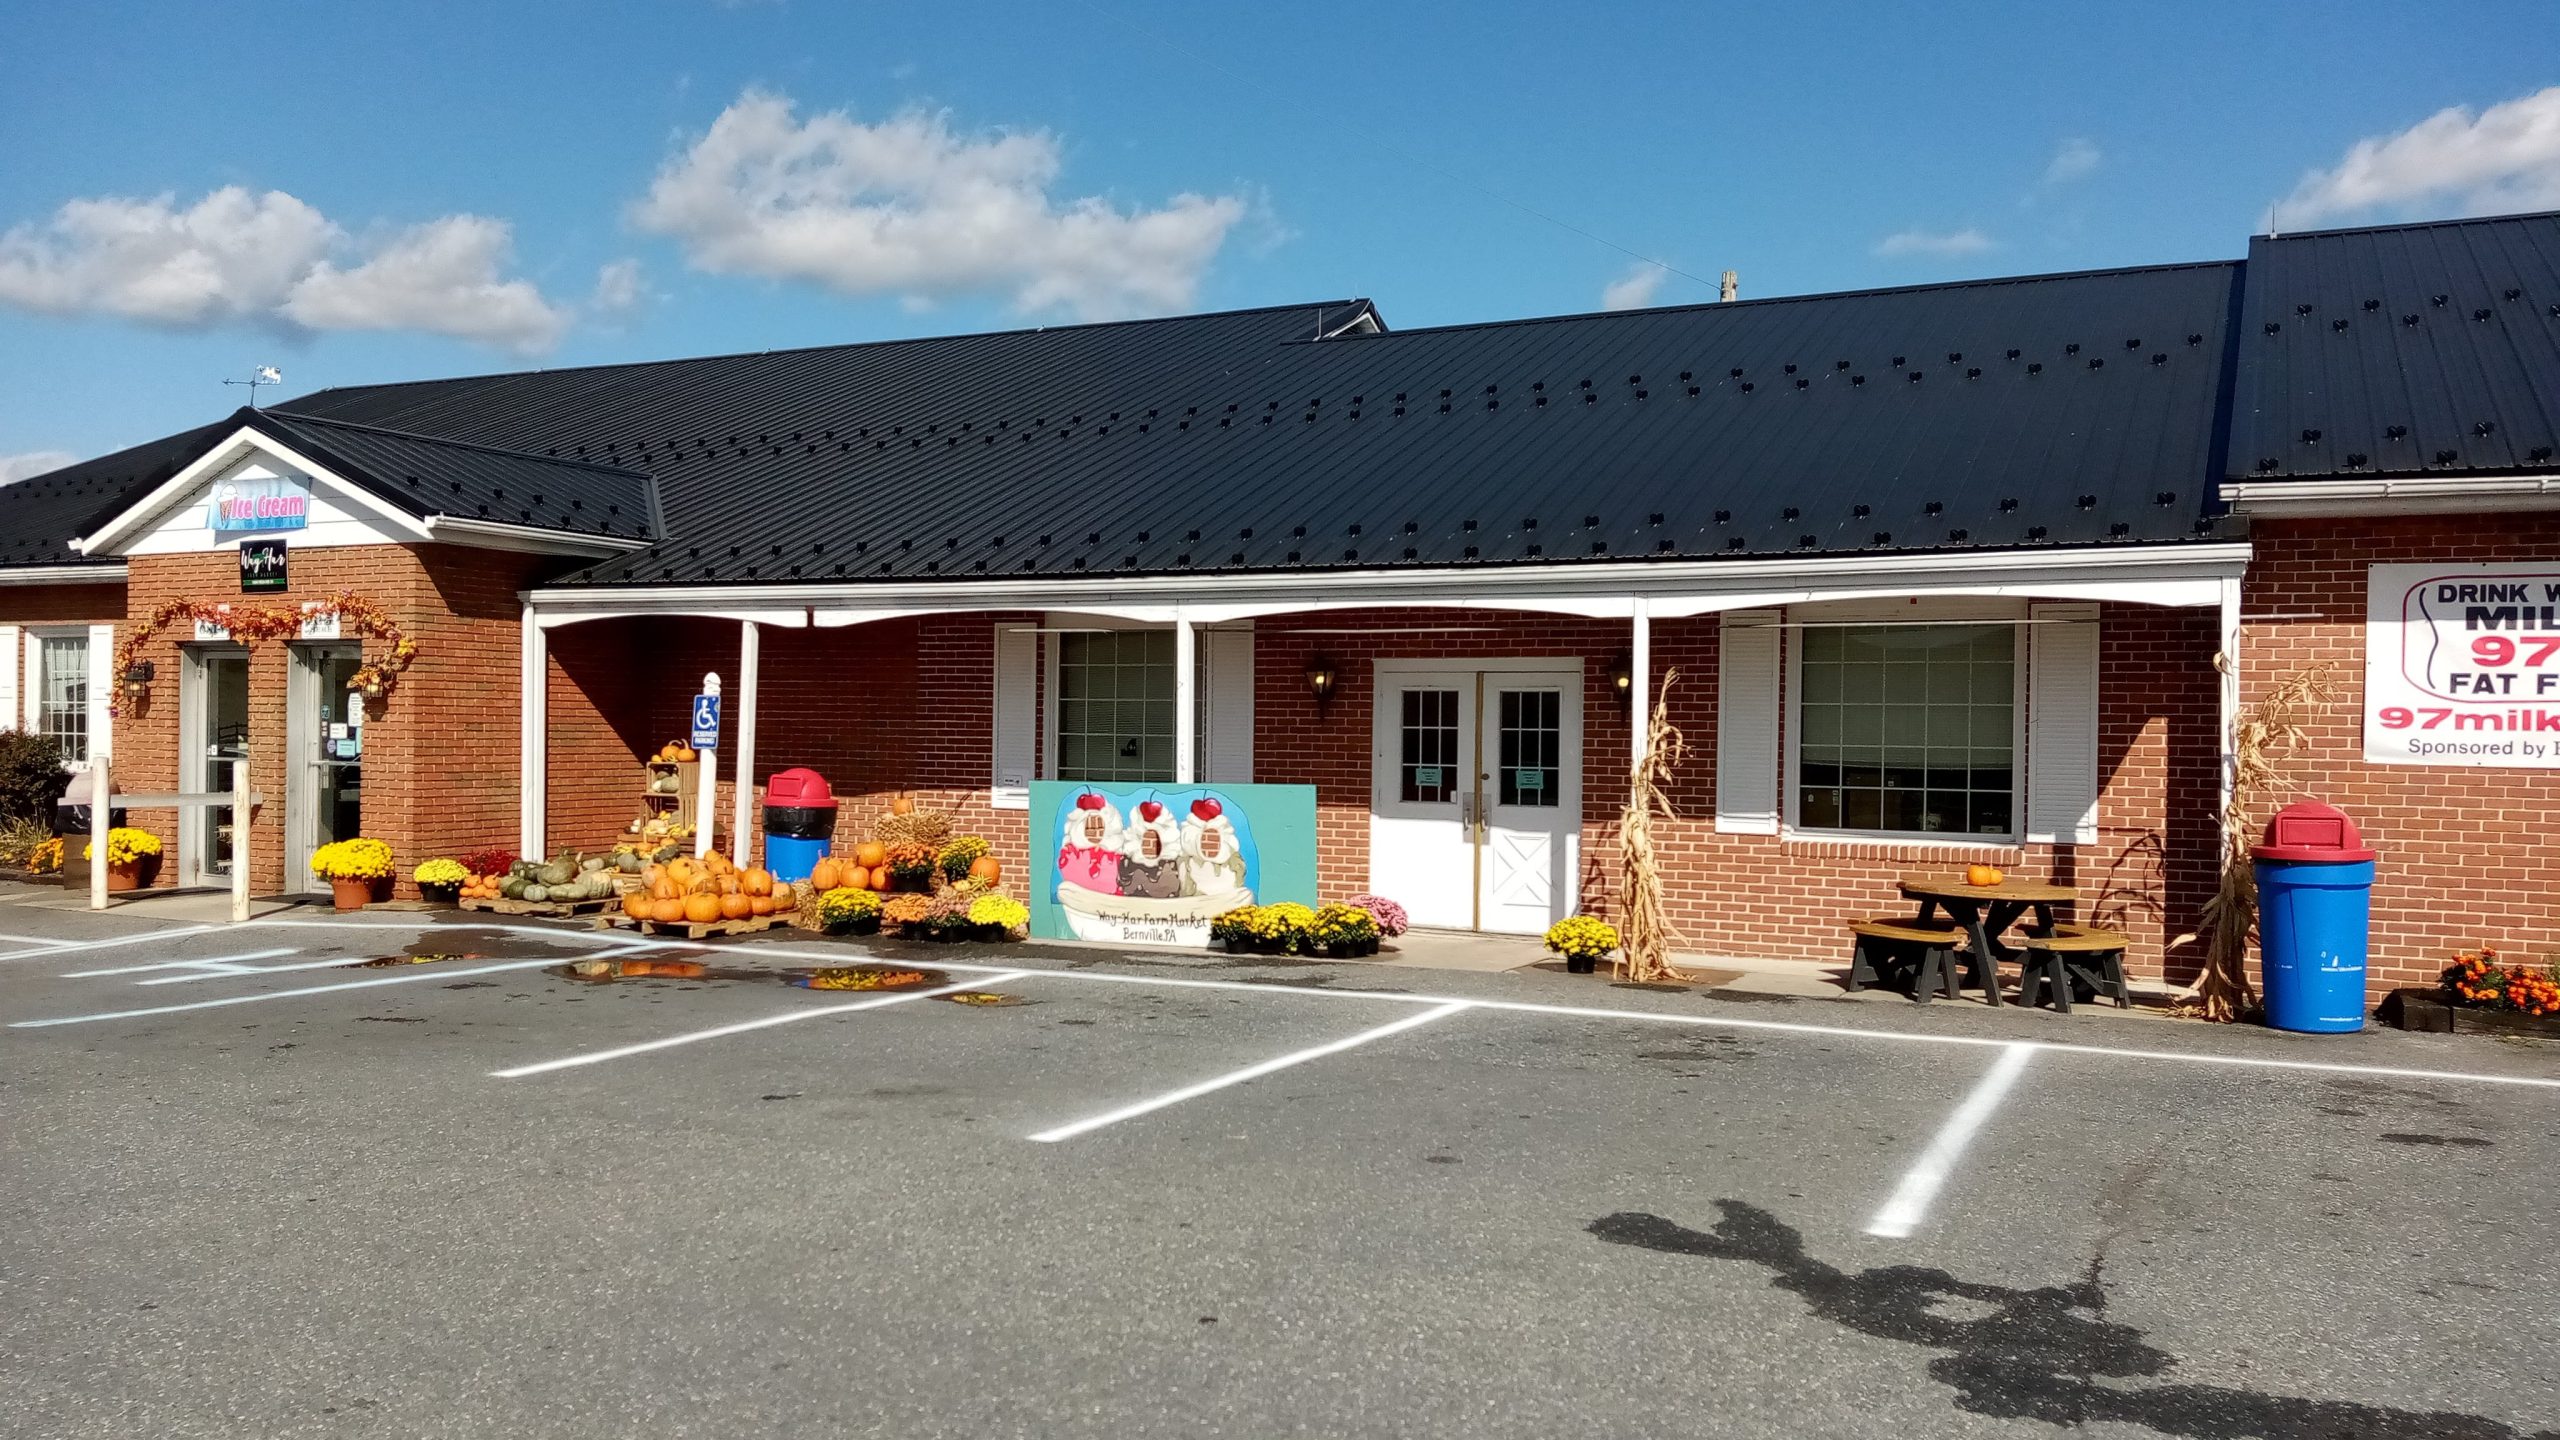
[2180,660,2334,1021]
[1615,670,1691,985]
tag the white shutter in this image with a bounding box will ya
[1201,624,1255,783]
[20,630,36,730]
[0,626,16,736]
[2024,602,2100,845]
[989,624,1035,809]
[86,624,115,763]
[1714,610,1783,834]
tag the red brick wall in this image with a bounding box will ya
[2240,515,2560,994]
[116,545,560,897]
[0,580,126,628]
[1251,603,2220,978]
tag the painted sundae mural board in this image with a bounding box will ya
[1030,782,1317,947]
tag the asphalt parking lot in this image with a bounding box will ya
[4,893,2556,1439]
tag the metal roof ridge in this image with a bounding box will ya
[2253,206,2560,244]
[254,409,654,478]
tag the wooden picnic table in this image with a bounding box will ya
[1897,873,2080,1008]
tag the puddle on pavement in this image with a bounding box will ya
[935,990,1025,1006]
[344,951,485,969]
[547,959,951,991]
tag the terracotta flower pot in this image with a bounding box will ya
[330,876,376,912]
[105,861,146,894]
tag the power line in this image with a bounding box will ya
[1072,1,1718,297]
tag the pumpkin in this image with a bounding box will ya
[811,857,843,891]
[742,866,772,897]
[649,876,680,901]
[1965,863,2006,887]
[853,841,887,870]
[650,897,686,923]
[770,882,794,908]
[891,795,916,816]
[683,893,721,924]
[749,895,775,917]
[870,865,894,891]
[665,857,696,886]
[968,855,1003,884]
[720,893,751,920]
[621,891,650,919]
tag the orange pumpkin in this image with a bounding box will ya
[650,897,686,924]
[968,855,1003,884]
[684,893,721,924]
[749,895,775,917]
[770,881,795,908]
[871,865,894,891]
[1965,863,2006,887]
[853,840,887,869]
[622,891,650,919]
[742,867,772,897]
[810,858,842,891]
[665,857,696,886]
[719,893,751,920]
[891,795,915,816]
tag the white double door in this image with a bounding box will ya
[1369,661,1582,934]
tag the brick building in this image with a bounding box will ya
[5,209,2556,1001]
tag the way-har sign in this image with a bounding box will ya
[2367,563,2560,767]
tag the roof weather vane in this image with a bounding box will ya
[224,365,284,408]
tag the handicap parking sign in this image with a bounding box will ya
[691,693,721,750]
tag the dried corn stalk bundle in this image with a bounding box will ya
[2176,660,2334,1022]
[1615,671,1691,986]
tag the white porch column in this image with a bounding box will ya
[1629,597,1652,786]
[518,601,546,860]
[2216,574,2242,837]
[730,621,761,868]
[1173,616,1198,785]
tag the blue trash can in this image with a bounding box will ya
[761,767,838,886]
[2252,800,2377,1033]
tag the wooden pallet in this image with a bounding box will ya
[589,910,789,941]
[459,894,620,919]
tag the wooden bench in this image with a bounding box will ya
[1846,917,1970,1003]
[2017,928,2132,1012]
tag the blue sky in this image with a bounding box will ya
[4,1,2558,474]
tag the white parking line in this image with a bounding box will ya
[0,924,222,961]
[1029,1001,1473,1143]
[63,947,302,979]
[1865,1041,2039,1239]
[136,953,438,984]
[7,957,582,1028]
[490,970,1034,1078]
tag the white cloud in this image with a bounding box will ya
[632,89,1249,319]
[2045,137,2101,185]
[0,450,77,484]
[1872,227,1995,259]
[0,185,573,352]
[284,215,567,354]
[591,257,648,318]
[2267,86,2560,230]
[1600,261,1668,311]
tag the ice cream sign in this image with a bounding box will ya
[1028,782,1318,946]
[207,476,310,535]
[2365,563,2560,767]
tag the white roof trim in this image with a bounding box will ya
[531,541,2252,621]
[2222,472,2560,517]
[73,424,431,555]
[0,563,126,587]
[421,515,652,558]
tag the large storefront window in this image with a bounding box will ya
[1054,629,1177,783]
[36,634,89,763]
[1796,623,2015,837]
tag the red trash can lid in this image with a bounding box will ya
[2252,799,2375,863]
[763,767,836,808]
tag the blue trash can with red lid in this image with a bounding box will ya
[2252,800,2377,1033]
[761,767,837,884]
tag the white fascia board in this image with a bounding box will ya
[525,542,2255,622]
[0,563,127,587]
[74,425,432,554]
[420,515,652,557]
[536,606,808,630]
[2221,473,2560,516]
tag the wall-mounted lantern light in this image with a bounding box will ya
[1607,651,1633,708]
[1303,654,1339,708]
[121,660,156,697]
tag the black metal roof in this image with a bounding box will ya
[557,264,2240,585]
[0,421,231,569]
[2230,209,2560,480]
[243,410,659,543]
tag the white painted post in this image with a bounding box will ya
[1630,597,1652,789]
[1173,616,1197,786]
[519,602,546,861]
[2216,574,2243,845]
[693,672,721,860]
[730,622,760,869]
[88,752,109,911]
[230,744,252,924]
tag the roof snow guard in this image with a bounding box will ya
[2232,210,2560,481]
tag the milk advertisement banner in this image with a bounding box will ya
[2366,563,2560,767]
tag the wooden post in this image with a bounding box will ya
[88,752,109,911]
[231,743,252,924]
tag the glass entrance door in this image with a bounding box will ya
[288,644,364,890]
[182,648,250,885]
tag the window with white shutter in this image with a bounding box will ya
[2023,602,2100,844]
[1714,610,1783,834]
[990,624,1035,809]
